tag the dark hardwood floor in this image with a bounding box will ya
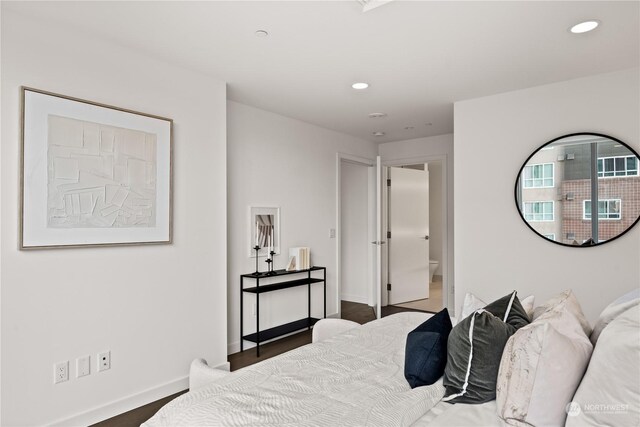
[383,303,431,316]
[341,300,427,322]
[341,299,376,323]
[91,300,421,426]
[228,328,313,371]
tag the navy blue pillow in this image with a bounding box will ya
[404,308,453,388]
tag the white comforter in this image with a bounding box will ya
[144,312,445,426]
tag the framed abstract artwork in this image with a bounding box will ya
[249,206,280,257]
[20,87,173,249]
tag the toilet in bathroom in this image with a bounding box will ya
[429,260,439,283]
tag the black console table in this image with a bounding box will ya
[240,266,326,357]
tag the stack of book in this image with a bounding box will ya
[287,247,311,271]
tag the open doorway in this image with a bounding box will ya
[336,153,378,323]
[336,154,450,324]
[382,160,446,314]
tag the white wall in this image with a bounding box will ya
[454,68,640,322]
[427,161,443,276]
[227,101,377,353]
[340,161,370,303]
[1,10,227,426]
[379,134,454,310]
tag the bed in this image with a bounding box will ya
[144,290,640,427]
[142,312,496,426]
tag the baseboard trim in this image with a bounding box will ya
[340,294,369,304]
[49,375,189,427]
[228,341,240,355]
[214,361,231,372]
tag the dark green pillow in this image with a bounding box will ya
[484,291,530,330]
[443,291,530,404]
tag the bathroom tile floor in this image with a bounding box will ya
[393,279,443,313]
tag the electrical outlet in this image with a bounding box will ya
[54,361,69,384]
[97,351,111,372]
[329,228,336,238]
[76,355,90,378]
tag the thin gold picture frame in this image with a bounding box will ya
[20,87,173,249]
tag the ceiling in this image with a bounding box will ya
[6,1,639,143]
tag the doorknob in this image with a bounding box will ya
[371,241,387,245]
[422,235,429,240]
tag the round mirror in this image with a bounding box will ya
[515,133,640,247]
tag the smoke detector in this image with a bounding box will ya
[368,113,387,119]
[373,131,385,137]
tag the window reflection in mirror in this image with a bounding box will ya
[516,133,640,247]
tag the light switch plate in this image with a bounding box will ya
[77,355,90,378]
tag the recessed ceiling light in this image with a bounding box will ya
[255,30,269,37]
[368,113,387,119]
[352,82,369,90]
[373,131,385,137]
[570,20,599,34]
[404,126,414,130]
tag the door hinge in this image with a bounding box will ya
[387,179,391,187]
[387,231,391,239]
[387,283,392,291]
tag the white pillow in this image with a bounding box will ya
[589,288,640,345]
[459,292,486,319]
[496,309,593,427]
[566,305,640,427]
[459,292,535,320]
[532,289,592,336]
[520,295,535,319]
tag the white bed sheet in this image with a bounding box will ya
[412,400,506,427]
[144,312,446,427]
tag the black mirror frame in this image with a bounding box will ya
[514,132,640,248]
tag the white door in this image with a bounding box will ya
[373,156,383,319]
[388,166,430,305]
[340,161,370,304]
